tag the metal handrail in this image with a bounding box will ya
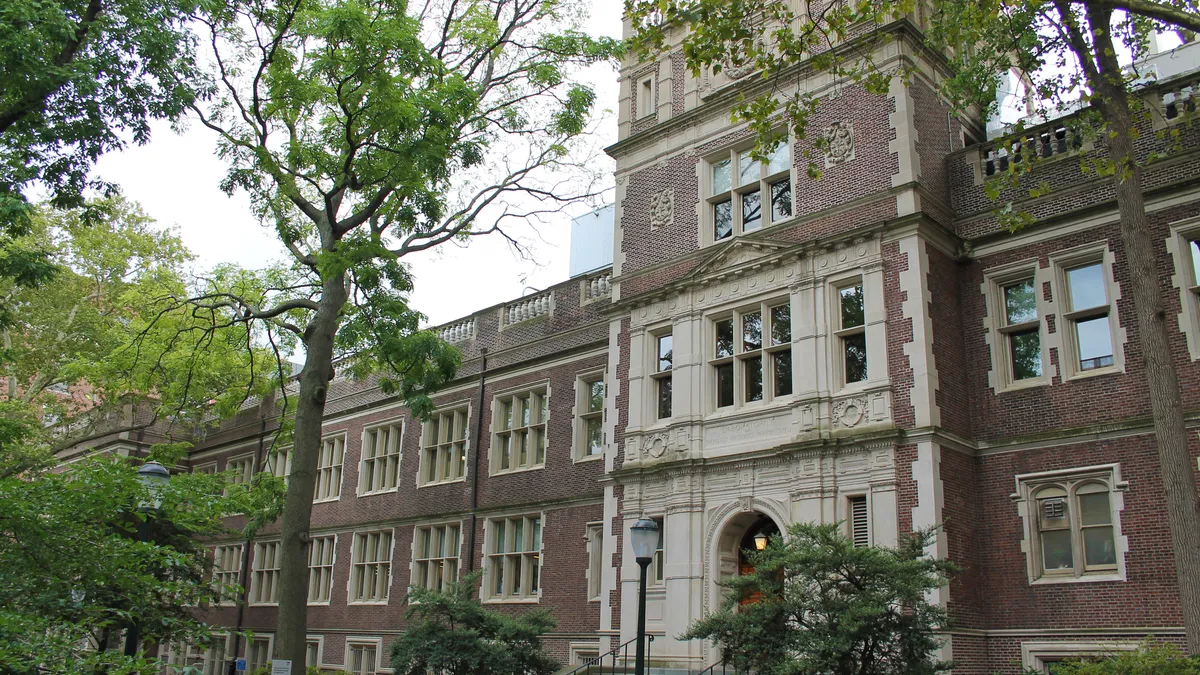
[695,655,748,675]
[562,635,654,675]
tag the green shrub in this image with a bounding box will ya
[1045,641,1200,675]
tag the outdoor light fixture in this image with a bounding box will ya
[136,461,171,511]
[754,531,769,551]
[629,517,660,675]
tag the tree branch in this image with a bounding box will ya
[1092,0,1200,33]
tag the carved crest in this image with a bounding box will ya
[824,121,855,167]
[832,396,868,428]
[649,188,674,230]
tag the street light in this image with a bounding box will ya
[630,517,659,675]
[124,461,170,657]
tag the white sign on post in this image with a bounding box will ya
[270,660,292,675]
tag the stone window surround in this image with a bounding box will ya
[345,636,387,675]
[703,294,794,415]
[263,446,291,480]
[308,533,338,605]
[347,528,395,605]
[417,401,471,488]
[825,266,886,395]
[489,381,551,476]
[585,521,604,601]
[569,642,602,666]
[248,539,281,606]
[573,369,607,462]
[637,74,655,119]
[313,433,348,504]
[306,635,325,669]
[211,543,243,607]
[647,324,675,425]
[698,133,795,247]
[192,461,217,474]
[981,257,1053,393]
[482,511,545,604]
[845,492,871,548]
[410,520,463,593]
[1010,463,1129,585]
[1167,215,1200,360]
[246,633,274,673]
[1046,242,1127,382]
[1020,640,1138,672]
[225,452,255,488]
[358,418,404,496]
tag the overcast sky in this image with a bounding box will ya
[92,11,623,329]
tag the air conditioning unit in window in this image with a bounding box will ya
[1042,498,1066,519]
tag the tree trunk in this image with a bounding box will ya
[1085,4,1200,652]
[274,272,348,673]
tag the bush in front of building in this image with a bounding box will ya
[1037,640,1200,674]
[389,574,558,675]
[683,522,956,675]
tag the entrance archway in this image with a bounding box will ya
[736,516,780,606]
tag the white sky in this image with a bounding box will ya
[92,11,623,328]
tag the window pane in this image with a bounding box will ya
[588,380,605,412]
[738,149,759,186]
[770,179,792,222]
[587,417,603,456]
[657,378,672,419]
[767,141,790,174]
[840,284,865,329]
[745,356,763,402]
[844,334,868,383]
[1041,528,1074,570]
[1079,492,1112,526]
[715,319,734,358]
[1191,240,1200,285]
[714,200,733,240]
[742,312,762,352]
[773,351,793,397]
[1067,263,1107,310]
[658,335,673,371]
[742,191,762,232]
[1083,527,1117,566]
[712,158,732,194]
[770,304,791,345]
[1004,279,1037,325]
[716,363,734,408]
[1010,328,1043,380]
[1076,315,1114,370]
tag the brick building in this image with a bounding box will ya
[69,12,1200,675]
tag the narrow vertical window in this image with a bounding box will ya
[360,423,401,494]
[652,334,673,419]
[487,515,542,601]
[849,496,869,548]
[713,318,734,409]
[769,303,793,396]
[307,535,336,604]
[211,545,243,604]
[413,523,460,591]
[1037,489,1074,573]
[250,541,281,605]
[578,377,605,458]
[652,517,666,585]
[639,77,654,118]
[1001,279,1042,381]
[347,643,378,675]
[741,311,764,402]
[586,524,604,600]
[1189,239,1200,289]
[313,437,344,501]
[421,408,467,484]
[247,638,271,673]
[350,530,393,603]
[305,639,321,667]
[1064,263,1114,371]
[837,283,868,384]
[494,388,548,473]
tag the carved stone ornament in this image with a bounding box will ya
[649,187,675,230]
[832,396,868,428]
[824,121,856,167]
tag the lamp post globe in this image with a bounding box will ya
[125,461,171,657]
[630,517,659,675]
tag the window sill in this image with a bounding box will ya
[347,600,391,606]
[573,453,604,464]
[307,601,331,607]
[248,602,279,607]
[996,377,1051,394]
[357,488,399,498]
[313,497,341,505]
[490,464,546,477]
[483,597,541,604]
[417,477,467,489]
[1031,571,1123,585]
[1064,365,1122,383]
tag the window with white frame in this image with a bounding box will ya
[848,495,869,548]
[263,447,290,480]
[305,637,323,668]
[203,635,232,675]
[247,635,272,673]
[638,76,654,118]
[192,462,217,474]
[710,300,792,410]
[651,333,673,420]
[211,544,243,604]
[707,141,792,242]
[651,517,665,586]
[249,541,281,605]
[413,522,461,591]
[585,523,603,600]
[225,454,254,488]
[835,281,868,385]
[493,387,549,473]
[985,263,1047,391]
[1169,220,1200,360]
[308,535,337,604]
[487,515,542,601]
[420,407,468,485]
[313,436,345,501]
[1015,465,1126,583]
[360,422,402,494]
[1054,253,1119,376]
[577,375,605,459]
[350,530,393,603]
[347,640,381,675]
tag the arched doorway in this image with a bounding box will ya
[711,510,784,601]
[737,516,780,606]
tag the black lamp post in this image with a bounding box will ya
[123,461,171,658]
[629,517,659,675]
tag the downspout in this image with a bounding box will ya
[465,348,488,572]
[228,409,270,675]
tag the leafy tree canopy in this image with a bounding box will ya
[390,575,559,675]
[683,523,955,675]
[1047,640,1200,674]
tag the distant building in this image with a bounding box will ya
[69,14,1200,675]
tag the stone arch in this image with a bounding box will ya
[701,497,790,619]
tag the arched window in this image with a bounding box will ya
[1031,479,1118,580]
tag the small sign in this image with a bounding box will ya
[235,659,247,672]
[271,660,292,675]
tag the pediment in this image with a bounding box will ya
[684,239,793,281]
